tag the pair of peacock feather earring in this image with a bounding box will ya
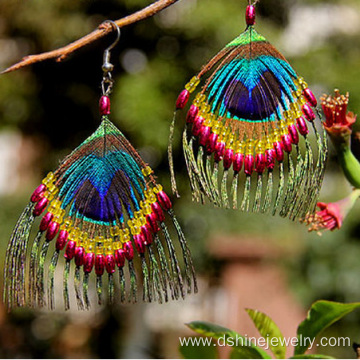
[4,2,327,310]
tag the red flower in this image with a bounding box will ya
[321,89,356,136]
[304,190,360,233]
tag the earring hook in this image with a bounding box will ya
[101,20,121,95]
[102,20,121,74]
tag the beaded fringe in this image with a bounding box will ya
[176,114,327,221]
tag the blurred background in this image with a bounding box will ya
[0,0,360,358]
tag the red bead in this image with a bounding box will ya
[296,117,309,136]
[176,89,190,110]
[246,5,256,26]
[151,202,165,222]
[30,184,46,203]
[95,254,105,276]
[105,254,116,274]
[124,241,134,261]
[46,221,60,241]
[64,240,76,261]
[199,126,211,146]
[84,252,95,273]
[56,230,68,251]
[206,133,218,154]
[157,191,172,211]
[39,212,54,232]
[233,153,244,173]
[302,103,316,122]
[192,116,204,137]
[255,153,266,174]
[33,197,49,217]
[214,141,226,162]
[99,95,111,115]
[141,224,153,245]
[244,154,254,176]
[274,142,284,162]
[115,249,125,268]
[75,246,85,266]
[186,105,198,124]
[134,234,145,254]
[146,212,160,233]
[266,149,276,170]
[282,134,292,153]
[223,148,234,170]
[303,88,317,107]
[288,124,299,145]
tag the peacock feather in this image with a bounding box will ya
[169,4,328,220]
[4,96,197,310]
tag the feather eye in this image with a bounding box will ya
[169,5,327,219]
[4,104,197,310]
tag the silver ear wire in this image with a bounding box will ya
[102,20,121,74]
[101,20,121,96]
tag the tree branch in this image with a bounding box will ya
[2,0,180,74]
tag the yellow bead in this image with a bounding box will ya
[113,241,121,250]
[290,103,301,118]
[95,235,105,244]
[200,102,211,115]
[153,185,163,194]
[194,93,206,103]
[293,89,302,98]
[300,81,308,90]
[206,113,215,127]
[95,244,104,255]
[246,139,254,155]
[255,139,265,153]
[120,229,130,243]
[212,123,220,134]
[110,226,120,237]
[185,76,200,93]
[68,227,80,241]
[43,190,54,201]
[298,96,307,106]
[105,243,113,255]
[46,183,56,193]
[265,136,273,150]
[145,192,156,203]
[42,172,55,186]
[60,217,73,230]
[86,239,95,253]
[235,140,244,153]
[141,166,153,177]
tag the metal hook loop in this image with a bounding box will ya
[102,20,121,74]
[103,20,121,53]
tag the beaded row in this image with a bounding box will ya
[176,75,318,176]
[29,171,173,276]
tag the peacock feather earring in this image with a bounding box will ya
[4,21,196,311]
[169,1,328,220]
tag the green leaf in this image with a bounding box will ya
[186,321,271,359]
[179,337,218,359]
[295,300,360,355]
[246,309,287,359]
[290,355,335,359]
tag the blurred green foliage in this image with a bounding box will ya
[0,0,360,358]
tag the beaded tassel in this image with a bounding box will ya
[169,3,327,220]
[3,95,197,310]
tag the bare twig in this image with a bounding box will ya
[2,0,180,74]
